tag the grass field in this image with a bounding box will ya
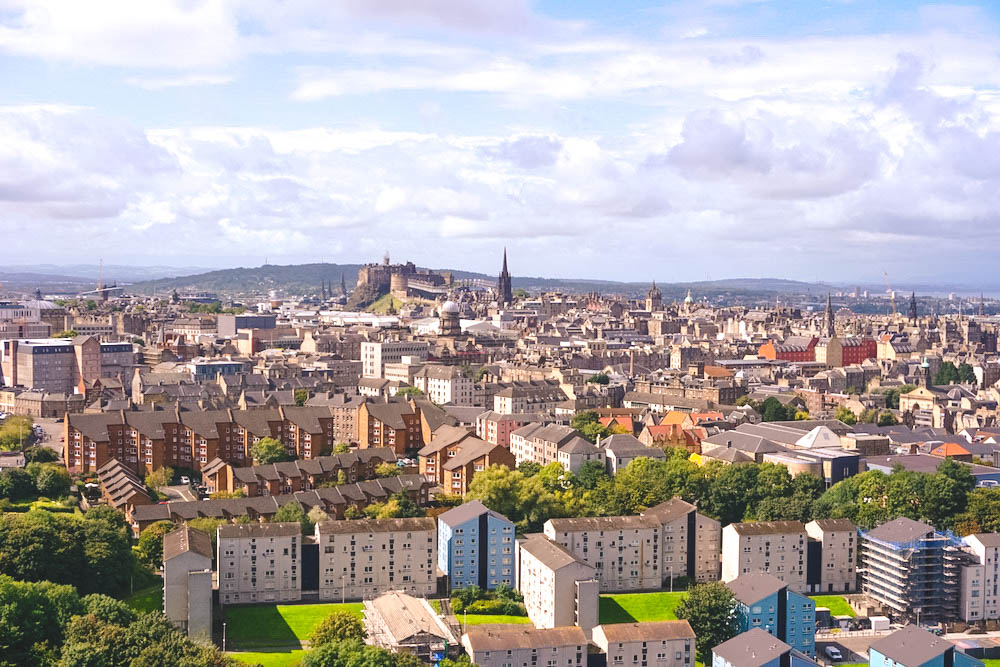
[124,584,163,614]
[229,650,306,667]
[225,603,363,648]
[809,595,856,617]
[599,592,687,624]
[462,614,533,626]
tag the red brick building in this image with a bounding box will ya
[758,337,817,362]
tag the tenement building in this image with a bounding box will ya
[217,523,302,605]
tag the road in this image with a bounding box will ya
[31,417,65,455]
[164,484,197,502]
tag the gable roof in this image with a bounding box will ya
[869,625,952,664]
[163,525,213,561]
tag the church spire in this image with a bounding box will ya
[824,293,835,337]
[909,291,918,325]
[497,248,513,306]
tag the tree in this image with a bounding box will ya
[957,487,1000,534]
[396,386,424,398]
[0,468,34,499]
[310,610,367,646]
[467,465,565,532]
[701,463,760,525]
[81,593,138,626]
[958,363,977,384]
[935,361,959,385]
[0,575,83,667]
[587,373,610,385]
[307,506,331,527]
[295,389,309,406]
[251,437,291,464]
[273,501,312,534]
[573,460,610,490]
[136,521,176,567]
[834,406,857,425]
[29,463,71,498]
[363,493,425,519]
[302,639,397,667]
[375,462,401,477]
[0,416,35,450]
[675,582,739,664]
[759,397,794,422]
[144,466,173,492]
[54,329,79,338]
[518,461,541,477]
[333,443,351,454]
[21,446,58,463]
[877,411,899,426]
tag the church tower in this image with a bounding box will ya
[497,248,513,306]
[645,281,662,312]
[909,292,918,325]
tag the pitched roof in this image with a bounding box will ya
[712,628,792,667]
[547,515,660,532]
[726,571,787,605]
[217,522,302,539]
[864,517,936,544]
[642,497,696,523]
[728,520,805,536]
[367,592,455,644]
[930,442,971,457]
[869,625,952,664]
[163,525,213,561]
[464,626,586,652]
[519,534,593,572]
[597,621,695,642]
[315,517,436,535]
[438,500,510,528]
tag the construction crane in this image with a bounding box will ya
[883,271,898,320]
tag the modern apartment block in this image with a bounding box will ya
[543,515,662,592]
[959,533,1000,622]
[543,498,721,592]
[361,340,430,378]
[476,411,536,448]
[722,521,808,593]
[642,498,722,583]
[727,571,816,658]
[804,518,857,593]
[592,621,696,667]
[217,523,302,605]
[315,517,436,601]
[517,534,600,636]
[162,525,213,640]
[437,500,516,590]
[510,423,582,466]
[357,400,424,454]
[859,516,969,623]
[462,626,589,667]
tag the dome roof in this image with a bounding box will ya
[441,300,460,314]
[683,289,694,304]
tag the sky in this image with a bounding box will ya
[3,0,1000,284]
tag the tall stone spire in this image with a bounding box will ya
[909,292,918,325]
[340,273,347,297]
[497,248,513,306]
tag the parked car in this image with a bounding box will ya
[180,475,191,485]
[824,646,843,662]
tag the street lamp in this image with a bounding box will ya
[669,566,674,593]
[222,622,227,652]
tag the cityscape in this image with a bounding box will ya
[4,2,1000,667]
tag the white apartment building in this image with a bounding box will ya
[517,534,600,636]
[217,523,302,605]
[361,340,430,379]
[544,516,661,592]
[413,365,475,406]
[722,521,808,593]
[315,517,437,601]
[804,519,857,594]
[960,533,1000,622]
[592,621,696,667]
[463,626,589,667]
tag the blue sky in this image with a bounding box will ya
[2,0,1000,283]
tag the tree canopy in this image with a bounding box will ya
[251,437,292,465]
[675,582,740,664]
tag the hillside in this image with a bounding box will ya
[127,262,842,301]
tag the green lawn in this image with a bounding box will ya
[229,650,306,667]
[599,592,686,624]
[225,603,363,648]
[124,583,163,614]
[809,595,856,617]
[462,614,533,626]
[429,599,442,613]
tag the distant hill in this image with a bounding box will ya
[127,262,842,300]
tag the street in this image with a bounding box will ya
[164,484,197,502]
[28,417,64,458]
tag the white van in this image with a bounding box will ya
[825,646,843,662]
